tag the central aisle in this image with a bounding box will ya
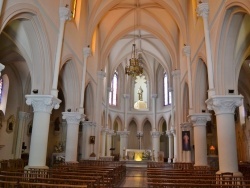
[115,167,147,188]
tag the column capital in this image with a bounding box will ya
[151,94,158,98]
[206,95,243,115]
[101,127,109,132]
[166,130,173,137]
[180,122,192,131]
[97,70,106,79]
[117,130,130,136]
[83,47,91,57]
[183,45,191,57]
[18,111,30,120]
[188,113,211,126]
[59,6,71,21]
[137,131,143,137]
[62,112,83,124]
[170,129,176,136]
[197,2,209,18]
[0,63,5,76]
[25,95,61,113]
[123,94,130,99]
[151,131,161,138]
[172,69,180,76]
[107,130,116,136]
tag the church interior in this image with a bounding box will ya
[1,0,250,187]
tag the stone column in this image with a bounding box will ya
[151,131,161,162]
[206,95,243,175]
[183,45,193,114]
[0,0,3,16]
[117,131,129,160]
[63,112,83,163]
[81,121,94,159]
[172,70,181,161]
[101,128,108,157]
[51,6,71,97]
[79,47,91,114]
[188,113,211,166]
[123,94,130,131]
[137,131,143,150]
[95,71,106,158]
[180,122,192,163]
[166,130,173,163]
[0,63,5,76]
[106,130,115,156]
[152,94,157,131]
[171,129,177,162]
[25,95,61,169]
[14,112,30,159]
[197,3,215,98]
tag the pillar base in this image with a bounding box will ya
[64,161,79,164]
[173,158,177,163]
[216,171,242,176]
[168,158,172,163]
[24,165,49,170]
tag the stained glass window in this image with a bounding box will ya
[109,70,118,106]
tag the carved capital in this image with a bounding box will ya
[188,113,211,126]
[206,95,243,115]
[83,47,91,57]
[183,45,191,57]
[151,131,161,138]
[180,122,192,131]
[59,6,71,21]
[26,95,61,113]
[197,3,209,18]
[62,112,82,125]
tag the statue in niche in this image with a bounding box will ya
[137,86,143,101]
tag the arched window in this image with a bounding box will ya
[164,72,171,105]
[109,70,118,106]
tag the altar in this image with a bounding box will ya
[125,149,152,161]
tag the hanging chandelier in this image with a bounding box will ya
[125,43,143,77]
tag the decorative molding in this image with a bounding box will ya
[25,95,61,113]
[206,95,243,115]
[59,6,71,21]
[62,112,82,125]
[180,122,192,131]
[151,131,161,137]
[188,113,211,126]
[197,2,209,18]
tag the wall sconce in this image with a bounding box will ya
[202,109,206,113]
[67,109,71,112]
[228,89,234,94]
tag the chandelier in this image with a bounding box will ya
[125,43,143,77]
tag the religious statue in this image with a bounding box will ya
[137,86,143,101]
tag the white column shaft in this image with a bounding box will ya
[106,134,112,156]
[217,114,238,172]
[168,135,173,162]
[81,123,92,159]
[65,123,79,162]
[0,0,3,15]
[101,131,106,156]
[194,126,207,166]
[28,112,50,167]
[51,7,70,97]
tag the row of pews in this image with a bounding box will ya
[0,159,126,187]
[147,162,250,187]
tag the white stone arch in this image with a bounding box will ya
[182,82,189,122]
[1,4,53,94]
[214,4,250,94]
[113,116,122,131]
[193,58,208,113]
[58,59,80,111]
[84,82,94,121]
[127,119,138,149]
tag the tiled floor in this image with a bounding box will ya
[115,167,147,188]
